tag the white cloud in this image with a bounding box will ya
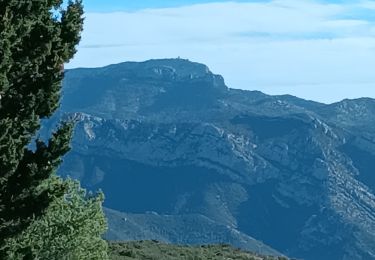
[67,0,375,103]
[359,0,375,10]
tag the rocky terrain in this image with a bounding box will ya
[46,59,375,259]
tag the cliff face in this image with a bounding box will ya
[52,59,375,260]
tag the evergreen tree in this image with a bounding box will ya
[0,0,108,258]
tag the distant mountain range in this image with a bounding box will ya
[46,59,375,259]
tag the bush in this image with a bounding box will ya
[4,178,109,260]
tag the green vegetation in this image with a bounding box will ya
[0,0,108,258]
[109,241,288,260]
[5,179,108,259]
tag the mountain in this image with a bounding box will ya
[104,207,281,256]
[48,59,375,260]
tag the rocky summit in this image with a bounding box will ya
[47,59,375,259]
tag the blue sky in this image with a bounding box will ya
[67,0,375,103]
[84,0,372,12]
[84,0,263,12]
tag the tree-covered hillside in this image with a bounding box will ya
[109,241,288,260]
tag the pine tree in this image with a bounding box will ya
[0,0,107,258]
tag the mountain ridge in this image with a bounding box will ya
[104,207,282,257]
[51,59,375,260]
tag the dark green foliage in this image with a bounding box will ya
[109,241,288,260]
[0,0,108,258]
